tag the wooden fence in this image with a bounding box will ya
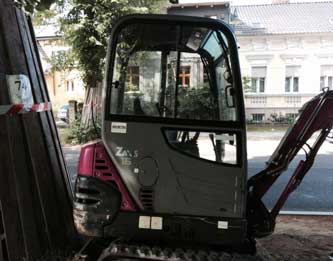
[0,1,77,260]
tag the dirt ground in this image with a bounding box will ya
[256,215,333,260]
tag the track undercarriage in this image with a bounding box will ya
[74,239,260,261]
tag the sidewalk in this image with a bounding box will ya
[63,145,81,187]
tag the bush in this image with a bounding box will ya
[178,85,217,120]
[66,115,101,144]
[270,113,295,124]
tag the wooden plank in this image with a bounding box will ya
[0,117,26,261]
[26,16,74,200]
[0,202,6,261]
[0,239,2,261]
[15,10,74,250]
[26,15,74,203]
[0,0,77,259]
[0,2,50,259]
[0,239,3,261]
[20,12,77,248]
[0,5,34,257]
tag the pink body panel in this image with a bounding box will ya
[78,142,95,176]
[77,141,136,211]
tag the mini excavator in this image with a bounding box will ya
[73,15,333,260]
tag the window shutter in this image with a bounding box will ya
[251,66,267,78]
[320,65,333,76]
[286,66,301,77]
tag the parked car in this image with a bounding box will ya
[57,104,69,122]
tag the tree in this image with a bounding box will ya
[61,0,166,87]
[31,8,57,25]
[15,0,56,13]
[60,0,167,126]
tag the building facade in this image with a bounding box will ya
[35,25,85,112]
[168,1,333,123]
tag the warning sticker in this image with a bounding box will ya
[111,122,127,134]
[6,74,34,106]
[218,221,228,229]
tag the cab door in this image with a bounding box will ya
[103,15,247,219]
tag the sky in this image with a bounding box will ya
[179,0,333,5]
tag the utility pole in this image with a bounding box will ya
[0,1,77,260]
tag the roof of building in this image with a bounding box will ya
[34,24,62,39]
[168,1,230,9]
[35,2,333,38]
[231,2,333,36]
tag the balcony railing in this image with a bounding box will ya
[244,93,315,108]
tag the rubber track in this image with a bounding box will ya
[97,243,260,261]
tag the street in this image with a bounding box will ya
[247,138,333,212]
[63,130,333,212]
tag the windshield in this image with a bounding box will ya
[109,22,237,122]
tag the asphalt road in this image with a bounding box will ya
[63,131,333,212]
[247,132,333,212]
[248,154,333,212]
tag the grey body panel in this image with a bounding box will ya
[103,121,247,218]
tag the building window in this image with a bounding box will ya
[285,66,300,93]
[178,66,191,87]
[250,66,266,93]
[66,80,75,92]
[320,65,333,90]
[252,113,265,122]
[126,66,140,90]
[285,77,299,92]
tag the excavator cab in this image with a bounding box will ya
[74,14,249,250]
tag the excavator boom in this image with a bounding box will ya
[247,89,333,237]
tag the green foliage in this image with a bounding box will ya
[66,114,101,144]
[31,8,57,25]
[270,113,296,124]
[60,0,168,87]
[242,76,253,93]
[178,85,217,120]
[49,50,76,72]
[16,0,56,13]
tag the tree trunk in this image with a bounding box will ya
[81,83,103,128]
[0,1,77,260]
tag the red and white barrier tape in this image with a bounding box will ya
[0,102,52,116]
